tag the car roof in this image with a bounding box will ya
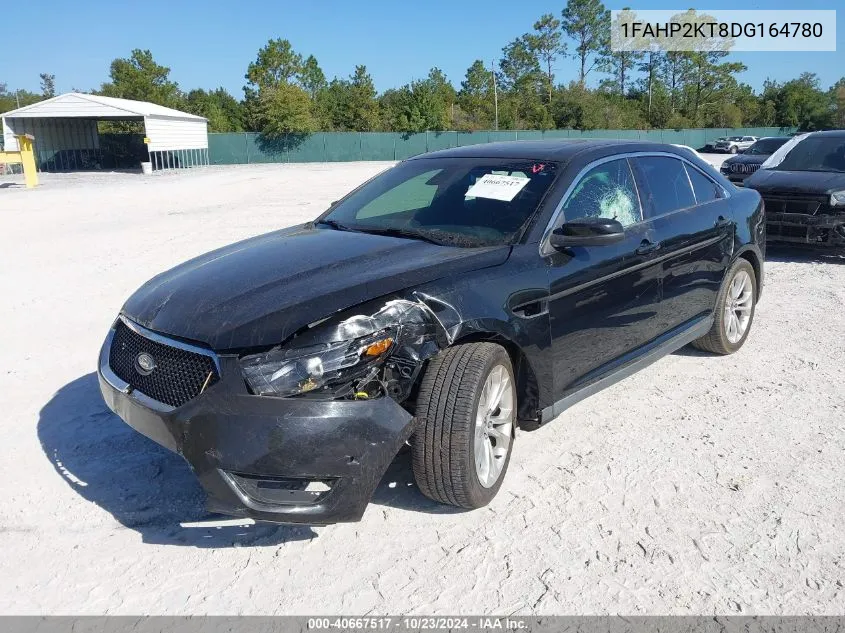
[407,139,696,163]
[805,129,845,138]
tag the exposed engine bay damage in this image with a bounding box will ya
[240,293,461,403]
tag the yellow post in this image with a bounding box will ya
[0,133,39,189]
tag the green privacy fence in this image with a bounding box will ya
[207,127,795,165]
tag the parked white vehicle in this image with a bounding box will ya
[714,136,758,154]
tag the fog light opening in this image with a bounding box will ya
[225,472,337,507]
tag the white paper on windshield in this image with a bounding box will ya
[465,174,530,202]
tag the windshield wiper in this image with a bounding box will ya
[315,218,351,231]
[352,225,449,246]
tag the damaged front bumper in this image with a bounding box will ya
[97,327,415,525]
[766,212,845,248]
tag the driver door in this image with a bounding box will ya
[544,157,664,398]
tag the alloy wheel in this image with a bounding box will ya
[474,364,515,488]
[724,269,753,344]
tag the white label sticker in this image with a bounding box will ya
[465,174,530,202]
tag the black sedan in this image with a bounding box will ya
[98,140,765,525]
[720,137,790,185]
[746,130,845,249]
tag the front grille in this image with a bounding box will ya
[730,163,760,174]
[762,196,827,216]
[108,320,219,408]
[767,222,810,240]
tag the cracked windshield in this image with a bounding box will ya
[563,158,640,226]
[320,158,560,247]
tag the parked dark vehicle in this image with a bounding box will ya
[98,140,765,525]
[705,137,727,151]
[720,137,790,185]
[746,130,845,249]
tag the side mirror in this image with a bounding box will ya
[549,217,625,249]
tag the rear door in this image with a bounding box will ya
[630,155,733,334]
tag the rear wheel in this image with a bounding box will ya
[729,145,738,154]
[410,343,515,509]
[692,258,757,355]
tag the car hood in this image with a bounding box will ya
[746,169,845,195]
[724,153,769,166]
[122,224,511,350]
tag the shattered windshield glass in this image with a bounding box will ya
[318,158,560,247]
[562,158,642,227]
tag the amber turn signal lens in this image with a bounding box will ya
[363,337,394,356]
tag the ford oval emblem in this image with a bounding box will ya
[135,352,157,375]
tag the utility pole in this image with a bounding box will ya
[15,90,21,109]
[491,60,499,131]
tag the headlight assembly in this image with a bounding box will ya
[829,190,845,207]
[241,329,396,397]
[239,296,455,400]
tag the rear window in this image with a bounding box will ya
[685,164,721,203]
[322,158,559,247]
[634,156,696,218]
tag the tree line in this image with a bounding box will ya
[3,0,845,135]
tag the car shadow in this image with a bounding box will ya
[38,374,462,543]
[37,373,316,547]
[766,245,845,265]
[672,344,715,357]
[370,447,469,516]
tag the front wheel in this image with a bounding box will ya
[729,145,738,154]
[410,343,516,509]
[692,258,757,355]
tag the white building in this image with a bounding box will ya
[2,92,208,171]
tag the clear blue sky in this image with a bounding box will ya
[5,0,843,96]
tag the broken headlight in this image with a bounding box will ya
[240,329,396,397]
[240,297,455,400]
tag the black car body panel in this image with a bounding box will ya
[99,336,414,524]
[720,153,769,184]
[123,225,511,350]
[719,137,790,185]
[746,152,845,248]
[99,140,765,524]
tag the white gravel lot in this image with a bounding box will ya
[0,158,843,615]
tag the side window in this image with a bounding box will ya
[634,156,696,218]
[562,158,641,227]
[685,164,722,203]
[357,169,440,219]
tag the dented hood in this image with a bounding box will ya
[723,153,769,167]
[121,224,510,350]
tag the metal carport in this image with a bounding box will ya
[1,92,208,171]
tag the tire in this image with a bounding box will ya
[410,342,516,509]
[692,258,757,355]
[729,145,738,154]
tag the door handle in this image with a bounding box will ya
[512,300,549,319]
[636,239,661,255]
[715,215,732,228]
